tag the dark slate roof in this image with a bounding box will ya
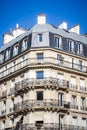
[0,23,87,52]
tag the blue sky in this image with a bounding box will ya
[0,0,87,47]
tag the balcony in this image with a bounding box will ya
[69,84,78,91]
[71,104,78,110]
[14,99,70,113]
[12,123,87,130]
[0,90,7,99]
[1,109,6,115]
[0,57,87,80]
[80,106,87,111]
[80,86,87,93]
[13,77,69,94]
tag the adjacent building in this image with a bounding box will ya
[0,14,87,130]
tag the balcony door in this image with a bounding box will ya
[72,117,78,130]
[58,93,63,106]
[59,115,65,130]
[35,121,43,130]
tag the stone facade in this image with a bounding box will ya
[0,15,87,130]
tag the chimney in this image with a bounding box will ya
[3,33,14,45]
[69,24,80,34]
[16,24,19,29]
[58,22,67,30]
[37,14,46,24]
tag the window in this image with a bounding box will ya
[5,48,10,60]
[13,43,19,56]
[21,56,26,67]
[2,120,5,129]
[58,93,63,106]
[0,68,2,78]
[10,118,14,128]
[54,36,62,49]
[70,77,77,89]
[12,61,16,72]
[37,91,43,100]
[76,43,83,55]
[22,38,27,51]
[37,53,43,59]
[20,95,24,102]
[0,52,4,64]
[68,40,74,52]
[57,54,64,65]
[57,73,64,85]
[36,71,44,79]
[72,95,77,109]
[81,97,86,110]
[82,118,87,128]
[69,58,74,68]
[2,82,7,92]
[4,66,8,75]
[80,79,85,91]
[38,34,43,42]
[2,101,6,114]
[35,121,43,126]
[72,117,78,129]
[10,79,15,95]
[10,98,14,109]
[79,60,83,71]
[59,115,65,129]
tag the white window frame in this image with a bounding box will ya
[13,44,19,56]
[22,38,27,51]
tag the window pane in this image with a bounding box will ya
[37,53,43,59]
[22,39,27,51]
[13,44,19,56]
[36,71,44,79]
[37,91,43,100]
[38,34,42,42]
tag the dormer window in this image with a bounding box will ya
[76,42,83,55]
[0,52,4,64]
[21,38,28,52]
[54,35,62,49]
[13,43,19,56]
[5,48,10,61]
[68,40,74,52]
[38,34,43,42]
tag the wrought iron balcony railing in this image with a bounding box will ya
[69,84,78,90]
[14,99,70,112]
[0,57,87,79]
[80,106,87,111]
[12,123,87,130]
[71,104,78,110]
[80,86,86,92]
[0,123,87,130]
[1,109,6,115]
[14,77,69,92]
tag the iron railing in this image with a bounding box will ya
[0,123,87,130]
[80,106,87,111]
[0,57,87,79]
[71,105,78,110]
[14,99,70,112]
[13,123,87,130]
[14,77,69,92]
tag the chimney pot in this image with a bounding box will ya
[37,14,46,24]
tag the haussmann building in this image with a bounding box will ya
[0,14,87,130]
